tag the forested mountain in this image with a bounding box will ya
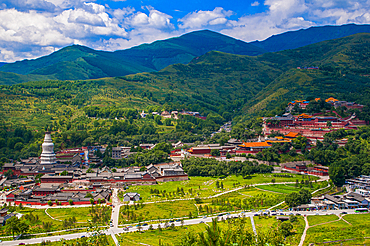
[1,24,370,85]
[245,33,370,117]
[0,30,265,83]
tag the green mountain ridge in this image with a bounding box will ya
[0,30,265,84]
[2,24,370,85]
[251,23,370,52]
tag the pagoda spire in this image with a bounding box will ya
[40,131,56,165]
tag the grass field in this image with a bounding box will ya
[304,214,370,245]
[254,215,305,245]
[47,207,92,223]
[47,206,111,224]
[120,199,198,223]
[117,224,208,246]
[119,188,285,224]
[256,181,326,194]
[120,174,316,203]
[307,214,339,226]
[0,207,65,237]
[32,235,116,245]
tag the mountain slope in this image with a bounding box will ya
[2,33,370,131]
[246,33,370,116]
[0,30,266,83]
[252,24,370,52]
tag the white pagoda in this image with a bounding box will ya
[40,131,57,165]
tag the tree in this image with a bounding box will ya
[326,121,332,128]
[210,149,220,156]
[188,211,192,219]
[60,170,68,176]
[329,165,346,187]
[48,200,52,206]
[226,152,232,159]
[68,199,73,205]
[90,198,95,205]
[4,170,13,178]
[6,216,29,239]
[271,178,276,185]
[85,193,93,198]
[280,221,293,237]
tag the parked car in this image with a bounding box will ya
[142,223,148,226]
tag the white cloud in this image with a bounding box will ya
[178,7,233,29]
[221,0,370,42]
[251,1,260,7]
[127,9,173,29]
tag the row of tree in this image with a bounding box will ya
[181,157,273,177]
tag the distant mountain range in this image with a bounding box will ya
[0,23,370,84]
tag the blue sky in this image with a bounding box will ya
[0,0,370,62]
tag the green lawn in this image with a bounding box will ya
[120,199,198,223]
[256,182,326,194]
[304,214,370,245]
[119,188,286,224]
[47,206,111,224]
[0,207,65,237]
[253,215,305,245]
[117,224,208,246]
[307,214,338,226]
[120,174,314,203]
[32,234,115,246]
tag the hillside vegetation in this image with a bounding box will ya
[2,33,370,162]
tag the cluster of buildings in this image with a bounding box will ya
[294,190,370,211]
[264,111,366,141]
[282,162,329,176]
[293,176,370,211]
[140,110,206,120]
[286,97,364,112]
[2,132,188,206]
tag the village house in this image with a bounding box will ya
[123,192,140,202]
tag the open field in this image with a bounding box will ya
[47,206,111,224]
[119,188,286,223]
[120,199,198,223]
[304,214,370,245]
[0,208,65,237]
[32,234,116,246]
[117,224,208,246]
[120,174,318,202]
[256,181,326,194]
[307,214,339,226]
[254,215,305,245]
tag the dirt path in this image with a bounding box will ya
[298,216,309,246]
